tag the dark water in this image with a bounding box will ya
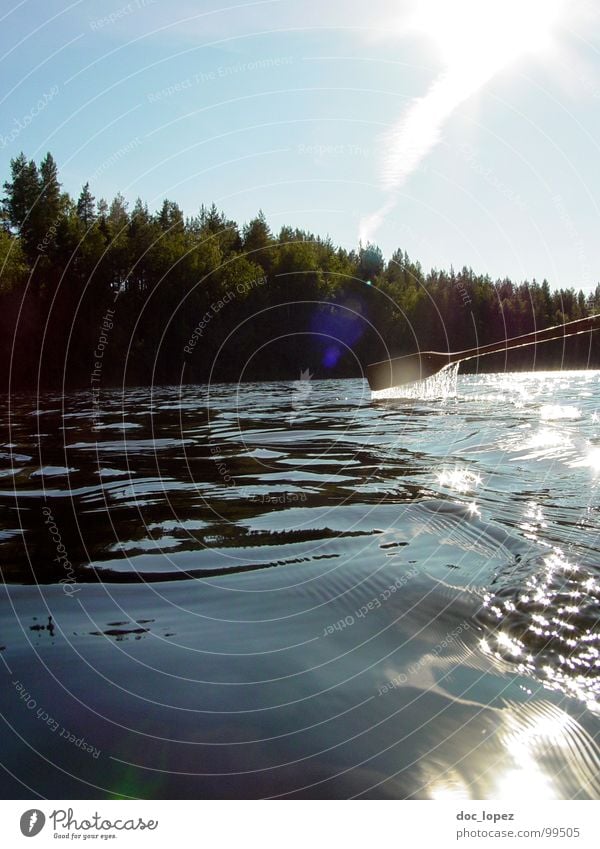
[1,372,600,799]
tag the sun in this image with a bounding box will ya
[409,0,566,72]
[359,0,570,243]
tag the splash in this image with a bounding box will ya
[371,361,459,401]
[288,368,313,424]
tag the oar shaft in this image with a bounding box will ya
[447,313,600,363]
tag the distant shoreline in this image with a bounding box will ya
[2,152,599,392]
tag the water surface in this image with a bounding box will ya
[1,372,599,798]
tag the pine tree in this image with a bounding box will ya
[243,210,271,252]
[38,153,61,240]
[76,183,96,226]
[242,210,271,272]
[199,203,224,234]
[158,199,184,232]
[2,153,40,260]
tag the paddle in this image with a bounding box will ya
[366,313,600,392]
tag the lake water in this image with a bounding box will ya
[1,372,600,799]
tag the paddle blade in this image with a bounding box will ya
[366,352,451,392]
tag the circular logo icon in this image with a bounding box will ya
[19,810,45,837]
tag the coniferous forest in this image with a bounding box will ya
[2,151,599,392]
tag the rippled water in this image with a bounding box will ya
[1,372,599,799]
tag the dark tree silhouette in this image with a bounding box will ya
[1,151,598,391]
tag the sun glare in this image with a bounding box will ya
[359,0,568,242]
[410,0,565,70]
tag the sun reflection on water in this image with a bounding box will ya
[423,699,598,800]
[494,765,556,800]
[569,446,600,473]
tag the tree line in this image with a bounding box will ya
[1,151,599,391]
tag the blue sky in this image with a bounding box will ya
[1,0,599,290]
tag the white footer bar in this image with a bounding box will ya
[0,800,597,847]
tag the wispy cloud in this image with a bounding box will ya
[380,64,497,192]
